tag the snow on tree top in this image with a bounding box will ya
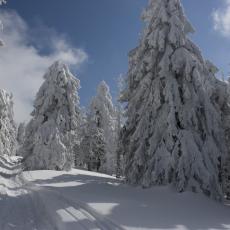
[142,0,194,35]
[43,61,80,88]
[33,61,80,126]
[97,81,111,98]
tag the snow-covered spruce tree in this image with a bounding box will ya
[73,108,86,168]
[17,122,26,146]
[0,89,16,156]
[21,61,81,170]
[90,81,117,174]
[80,113,106,172]
[115,105,124,178]
[115,75,126,178]
[211,75,230,199]
[120,0,226,199]
[223,83,230,199]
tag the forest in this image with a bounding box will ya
[0,0,230,229]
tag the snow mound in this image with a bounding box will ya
[0,154,24,196]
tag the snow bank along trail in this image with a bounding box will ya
[0,155,56,230]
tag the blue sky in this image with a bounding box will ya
[1,0,230,122]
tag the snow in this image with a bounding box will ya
[0,89,17,156]
[88,81,117,174]
[0,154,229,229]
[0,0,230,229]
[120,0,225,200]
[23,169,230,230]
[20,61,81,171]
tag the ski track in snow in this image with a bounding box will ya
[0,156,124,230]
[25,179,124,230]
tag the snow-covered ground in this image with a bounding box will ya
[0,155,230,230]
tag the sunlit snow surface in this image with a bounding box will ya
[23,170,230,230]
[0,155,230,230]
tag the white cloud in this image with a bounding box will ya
[212,0,230,37]
[0,10,88,123]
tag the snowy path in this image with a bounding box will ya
[0,187,56,230]
[0,156,123,230]
[1,156,230,230]
[26,181,124,230]
[25,169,230,230]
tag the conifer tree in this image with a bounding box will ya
[20,61,81,170]
[212,76,230,199]
[90,81,117,174]
[0,89,16,156]
[17,122,26,146]
[116,75,126,178]
[120,0,225,199]
[80,110,106,172]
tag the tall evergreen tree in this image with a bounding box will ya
[0,2,17,156]
[115,104,124,178]
[20,61,81,170]
[90,81,117,174]
[116,75,126,178]
[17,122,26,146]
[73,108,87,168]
[223,84,230,199]
[0,89,16,156]
[80,113,106,172]
[212,76,230,199]
[120,0,226,199]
